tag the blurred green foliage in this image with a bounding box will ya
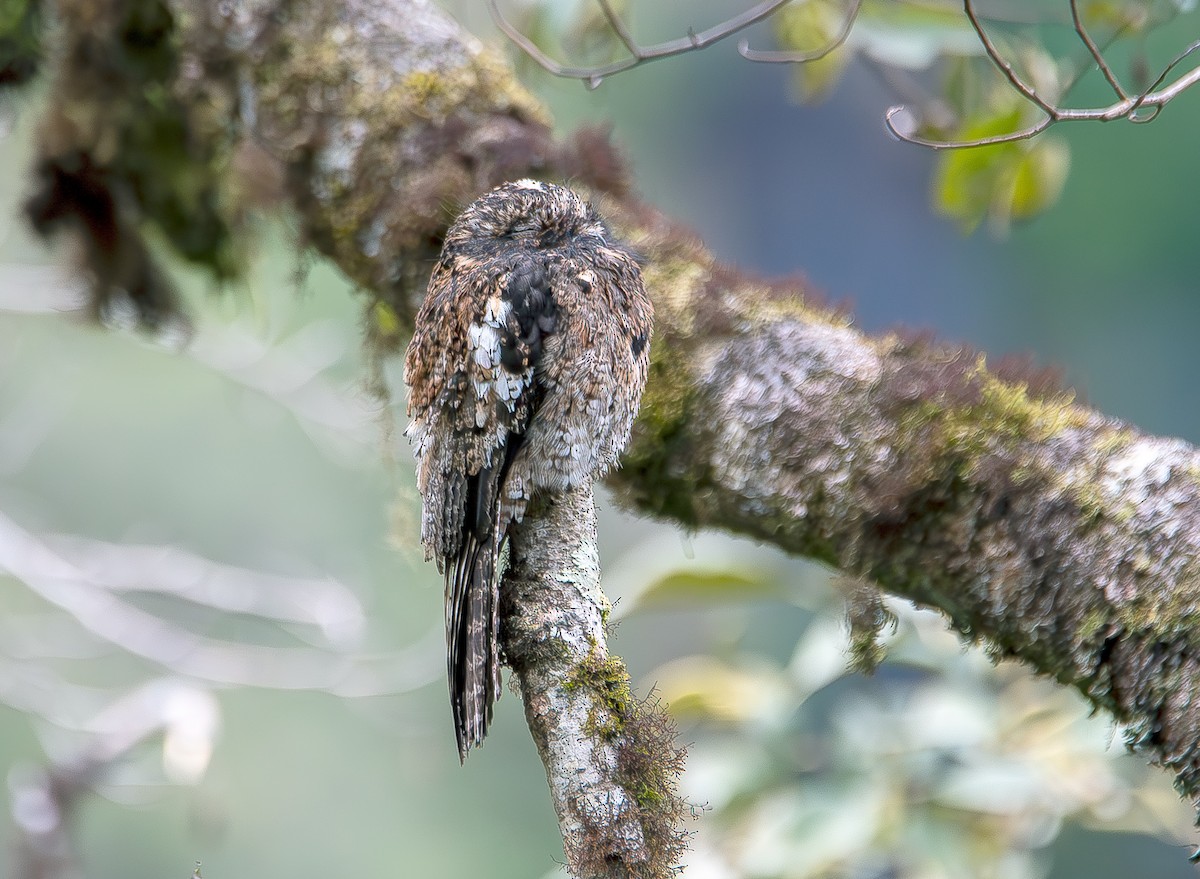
[0,0,42,87]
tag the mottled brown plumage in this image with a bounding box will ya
[404,180,653,761]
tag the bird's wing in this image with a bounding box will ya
[405,252,558,759]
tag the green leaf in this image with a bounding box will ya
[1009,137,1070,221]
[652,656,794,723]
[608,535,788,619]
[774,0,854,102]
[623,569,779,613]
[933,106,1069,232]
[934,106,1025,233]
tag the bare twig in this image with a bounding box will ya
[884,105,1054,149]
[738,0,863,64]
[886,50,1200,148]
[491,0,1199,151]
[1069,0,1128,100]
[38,533,365,642]
[962,0,1058,116]
[1129,37,1200,115]
[887,0,1200,148]
[487,0,791,86]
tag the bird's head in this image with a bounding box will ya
[444,179,608,253]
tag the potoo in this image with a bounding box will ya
[404,180,653,761]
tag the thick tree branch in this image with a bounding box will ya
[607,270,1200,803]
[227,0,1200,822]
[220,0,1198,818]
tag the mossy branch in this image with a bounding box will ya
[501,488,689,878]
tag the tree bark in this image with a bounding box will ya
[501,488,687,879]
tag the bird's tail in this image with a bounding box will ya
[446,448,518,762]
[446,527,501,762]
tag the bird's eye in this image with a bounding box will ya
[506,223,538,239]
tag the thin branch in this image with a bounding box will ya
[0,509,361,649]
[487,0,791,86]
[487,0,1200,149]
[738,0,863,64]
[38,532,365,643]
[888,5,1200,149]
[501,488,689,879]
[963,0,1059,116]
[1128,37,1200,116]
[493,0,1200,150]
[884,105,1054,149]
[1069,0,1128,100]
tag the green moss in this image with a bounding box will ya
[1120,574,1200,638]
[563,639,690,876]
[617,334,709,524]
[1072,488,1105,529]
[1076,608,1110,644]
[844,580,895,674]
[23,0,245,327]
[631,780,665,809]
[566,642,635,740]
[895,356,1084,481]
[1093,427,1135,457]
[108,1,236,275]
[400,70,449,114]
[744,284,850,330]
[943,362,1078,453]
[611,696,690,877]
[637,255,705,335]
[636,338,693,439]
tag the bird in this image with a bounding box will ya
[404,179,653,761]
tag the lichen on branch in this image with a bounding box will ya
[502,488,690,878]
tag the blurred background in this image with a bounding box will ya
[3,1,1200,876]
